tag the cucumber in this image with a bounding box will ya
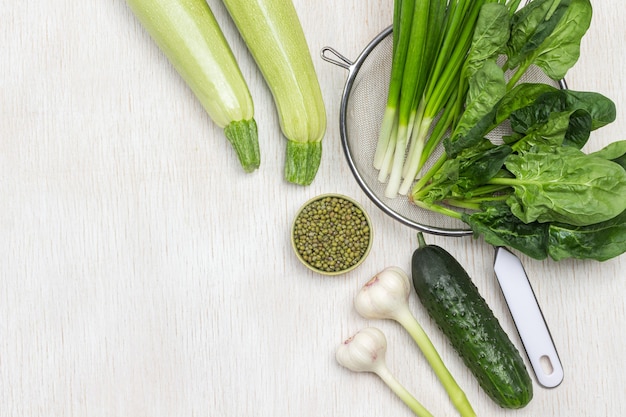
[411,233,533,409]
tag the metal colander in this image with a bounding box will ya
[321,25,565,236]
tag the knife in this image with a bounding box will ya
[493,246,564,388]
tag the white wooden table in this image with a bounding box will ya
[2,1,624,416]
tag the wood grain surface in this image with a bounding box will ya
[1,1,624,416]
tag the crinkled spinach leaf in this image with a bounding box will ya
[507,89,615,150]
[564,91,617,130]
[444,61,507,157]
[463,203,626,261]
[463,3,511,81]
[507,0,568,70]
[451,60,506,143]
[531,0,592,80]
[498,145,626,226]
[509,108,592,151]
[494,83,559,126]
[444,83,559,157]
[463,202,549,260]
[590,140,626,163]
[421,140,511,203]
[548,209,626,261]
[510,89,615,134]
[562,109,593,148]
[507,0,592,80]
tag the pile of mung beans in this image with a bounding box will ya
[292,195,371,274]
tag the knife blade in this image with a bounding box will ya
[493,246,564,388]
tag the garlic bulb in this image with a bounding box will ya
[336,327,388,373]
[355,266,412,322]
[336,327,435,417]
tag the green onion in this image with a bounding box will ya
[398,0,488,196]
[374,0,416,170]
[379,0,439,197]
[375,0,495,198]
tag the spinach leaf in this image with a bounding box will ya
[463,3,511,81]
[450,144,512,199]
[507,0,592,81]
[509,90,568,134]
[507,89,615,150]
[507,0,568,70]
[494,83,559,126]
[420,140,512,203]
[496,145,626,226]
[548,209,626,261]
[614,155,626,170]
[444,82,558,157]
[564,90,617,130]
[465,61,507,109]
[510,90,615,134]
[463,201,549,260]
[561,109,593,149]
[452,60,506,141]
[531,0,592,80]
[590,140,626,169]
[590,140,626,160]
[511,108,592,151]
[444,61,506,157]
[457,144,512,191]
[465,203,626,261]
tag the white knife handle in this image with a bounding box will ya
[493,247,564,388]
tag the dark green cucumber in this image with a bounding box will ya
[411,233,533,409]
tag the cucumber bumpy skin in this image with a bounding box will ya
[411,233,533,409]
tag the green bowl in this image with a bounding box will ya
[291,193,373,276]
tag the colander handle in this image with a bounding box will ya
[320,47,353,70]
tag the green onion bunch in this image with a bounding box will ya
[375,0,520,198]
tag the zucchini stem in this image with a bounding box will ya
[284,141,322,186]
[224,119,261,172]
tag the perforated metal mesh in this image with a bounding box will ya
[336,26,563,235]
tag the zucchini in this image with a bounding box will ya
[126,0,260,172]
[221,0,327,185]
[411,233,533,409]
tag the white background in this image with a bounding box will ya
[1,1,624,416]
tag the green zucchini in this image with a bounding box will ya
[221,0,326,185]
[411,233,533,409]
[126,0,260,172]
